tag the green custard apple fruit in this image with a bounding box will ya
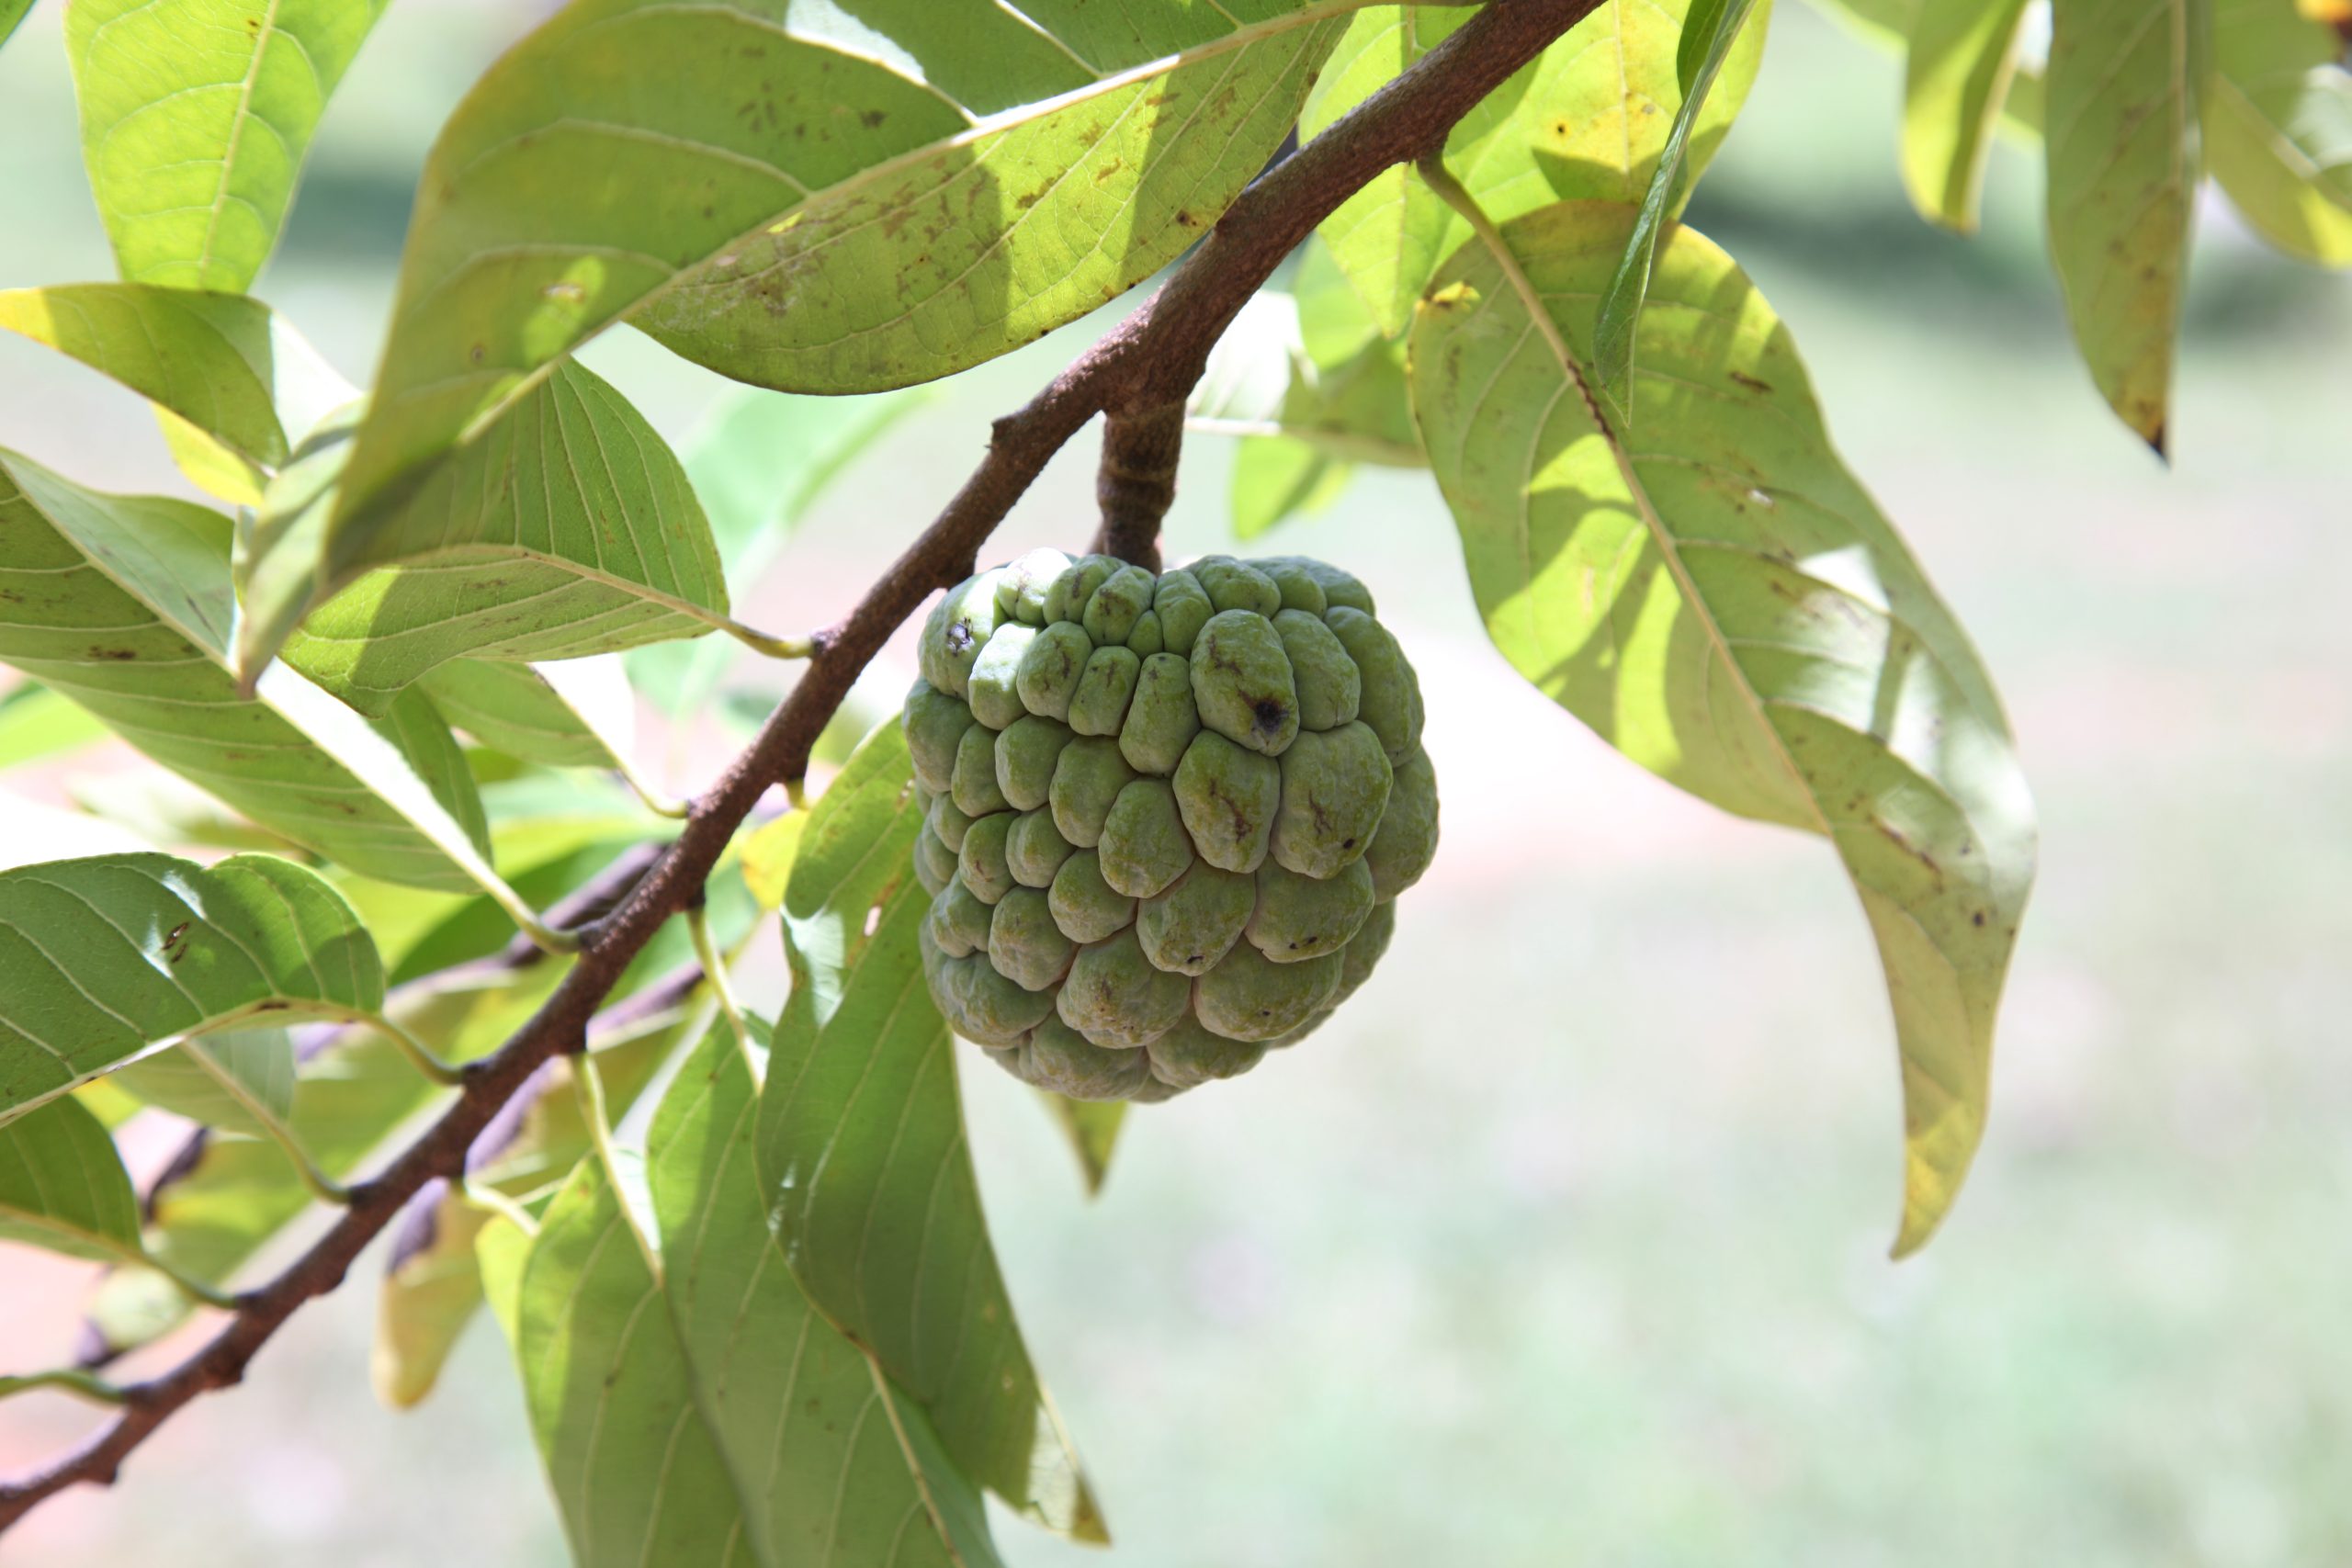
[906,549,1439,1102]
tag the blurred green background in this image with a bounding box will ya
[4,3,2349,1564]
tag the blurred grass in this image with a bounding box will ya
[4,3,2351,1565]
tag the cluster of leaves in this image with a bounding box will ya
[0,0,2341,1559]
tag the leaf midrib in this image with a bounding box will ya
[401,0,1393,459]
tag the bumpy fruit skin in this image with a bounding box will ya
[910,550,1438,1101]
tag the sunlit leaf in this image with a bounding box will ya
[2043,0,2201,449]
[112,1026,297,1140]
[1588,0,1766,414]
[739,813,806,913]
[640,1024,1002,1566]
[65,0,390,291]
[0,450,503,893]
[1303,0,1770,336]
[1900,0,2031,230]
[0,286,353,497]
[0,852,380,1122]
[331,3,1348,532]
[243,364,734,701]
[760,721,1102,1539]
[2206,0,2352,265]
[1408,202,2035,1254]
[0,1095,144,1263]
[419,658,637,773]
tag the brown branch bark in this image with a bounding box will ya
[1091,402,1185,570]
[0,0,1600,1531]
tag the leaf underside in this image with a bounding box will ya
[2042,0,2199,448]
[760,722,1102,1539]
[0,451,498,892]
[0,852,379,1122]
[1408,201,2035,1252]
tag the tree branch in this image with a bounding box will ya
[0,0,1600,1531]
[1091,402,1185,570]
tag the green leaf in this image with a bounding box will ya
[0,448,503,893]
[112,1026,297,1139]
[1900,0,2032,230]
[514,1156,755,1567]
[1588,0,1766,415]
[761,721,1102,1539]
[1303,1,1770,336]
[2043,0,2203,450]
[2205,0,2352,266]
[643,1024,1002,1567]
[243,363,735,705]
[0,1096,144,1263]
[331,4,1348,532]
[1189,267,1421,538]
[0,286,354,494]
[0,852,381,1122]
[86,961,567,1355]
[1040,1094,1126,1197]
[0,0,29,51]
[65,0,390,291]
[419,658,636,773]
[1408,202,2036,1254]
[628,388,918,713]
[373,1179,496,1409]
[0,682,107,772]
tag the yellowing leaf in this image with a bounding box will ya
[1408,202,2035,1253]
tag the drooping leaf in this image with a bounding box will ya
[1901,0,2032,230]
[330,4,1347,533]
[1588,0,1767,414]
[0,1095,145,1264]
[0,286,354,501]
[243,363,734,702]
[112,1027,298,1140]
[419,658,637,773]
[628,389,917,712]
[0,682,107,772]
[0,448,502,892]
[2043,0,2203,449]
[1303,0,1771,336]
[2205,0,2352,265]
[760,721,1102,1539]
[373,1179,497,1410]
[513,1156,753,1567]
[65,0,390,291]
[1408,202,2036,1254]
[643,1024,1002,1567]
[0,852,381,1122]
[1041,1094,1127,1197]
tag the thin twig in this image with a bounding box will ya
[0,0,1600,1529]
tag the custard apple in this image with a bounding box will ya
[906,550,1439,1101]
